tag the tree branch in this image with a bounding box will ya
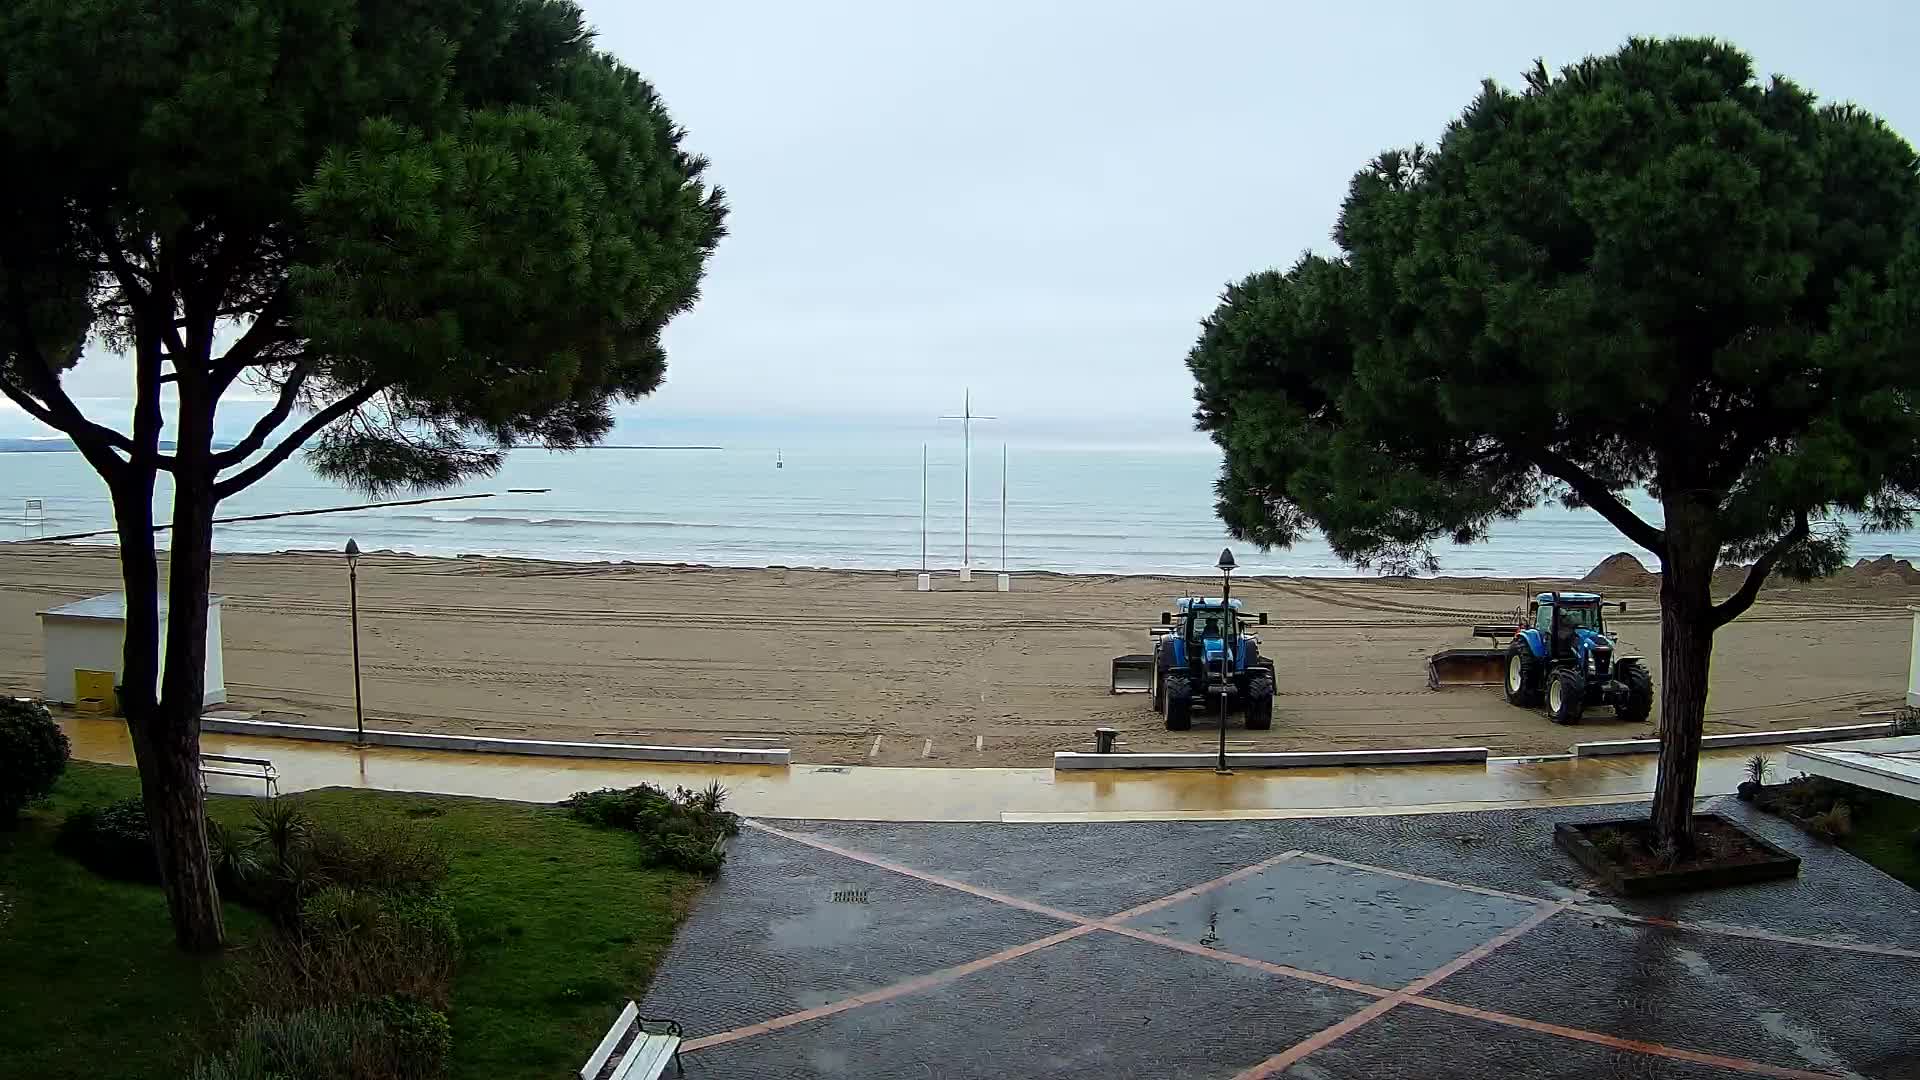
[211,362,311,469]
[91,224,153,304]
[1526,447,1668,557]
[208,289,292,396]
[212,383,383,500]
[0,273,138,471]
[1711,510,1809,629]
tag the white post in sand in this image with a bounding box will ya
[1908,606,1920,708]
[997,443,1011,592]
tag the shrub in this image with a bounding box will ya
[0,699,69,823]
[307,822,449,895]
[192,1001,448,1080]
[191,1007,364,1080]
[1892,707,1920,736]
[209,819,264,892]
[366,994,452,1080]
[562,785,666,830]
[56,796,160,882]
[1744,754,1773,786]
[248,798,314,862]
[1807,801,1854,842]
[1587,828,1629,862]
[564,783,740,875]
[687,781,729,814]
[232,887,461,1012]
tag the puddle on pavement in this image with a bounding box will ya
[769,894,878,951]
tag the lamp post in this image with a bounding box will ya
[1216,548,1235,774]
[345,538,365,747]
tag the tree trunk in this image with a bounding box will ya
[111,459,223,950]
[1649,493,1720,852]
[155,391,225,951]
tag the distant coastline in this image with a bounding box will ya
[0,437,235,453]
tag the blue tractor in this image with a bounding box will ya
[1502,591,1653,725]
[1111,598,1274,730]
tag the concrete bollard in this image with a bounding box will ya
[1094,727,1119,754]
[996,573,1011,592]
[917,573,932,592]
[959,567,972,582]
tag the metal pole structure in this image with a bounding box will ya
[1000,443,1007,571]
[939,390,996,573]
[921,443,928,572]
[346,538,365,747]
[1217,548,1236,774]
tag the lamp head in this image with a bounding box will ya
[1217,548,1236,573]
[345,538,360,562]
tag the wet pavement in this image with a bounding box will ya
[643,799,1920,1079]
[64,716,1761,822]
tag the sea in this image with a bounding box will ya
[2,440,1913,579]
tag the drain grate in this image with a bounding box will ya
[812,766,850,774]
[831,888,869,904]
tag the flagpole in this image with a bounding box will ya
[1000,443,1007,571]
[939,390,996,575]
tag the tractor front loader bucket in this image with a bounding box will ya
[1426,648,1507,690]
[1111,654,1155,694]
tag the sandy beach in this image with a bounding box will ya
[1,543,1913,765]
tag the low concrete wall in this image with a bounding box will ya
[1053,747,1489,771]
[1571,722,1894,757]
[199,717,791,766]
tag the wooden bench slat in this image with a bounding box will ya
[613,1034,680,1080]
[580,1001,639,1080]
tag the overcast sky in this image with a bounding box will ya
[15,0,1920,442]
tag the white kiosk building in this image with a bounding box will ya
[38,592,227,707]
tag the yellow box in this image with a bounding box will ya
[74,669,118,715]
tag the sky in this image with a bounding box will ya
[10,0,1920,445]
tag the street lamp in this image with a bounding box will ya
[345,538,365,747]
[1216,548,1236,774]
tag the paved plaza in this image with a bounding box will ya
[642,798,1920,1079]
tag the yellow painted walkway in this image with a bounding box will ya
[63,717,1759,822]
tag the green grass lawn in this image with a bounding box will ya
[0,764,703,1080]
[1838,784,1920,889]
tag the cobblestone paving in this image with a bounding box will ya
[640,797,1920,1078]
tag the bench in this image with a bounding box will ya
[582,1001,684,1080]
[199,753,278,799]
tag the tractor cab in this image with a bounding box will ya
[1532,592,1611,661]
[1160,598,1268,672]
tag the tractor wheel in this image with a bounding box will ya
[1245,671,1274,731]
[1504,641,1543,707]
[1151,650,1168,712]
[1163,673,1193,731]
[1616,660,1653,724]
[1547,668,1586,724]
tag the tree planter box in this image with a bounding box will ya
[1554,814,1801,895]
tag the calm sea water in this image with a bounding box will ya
[2,443,1911,578]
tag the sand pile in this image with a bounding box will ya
[1840,554,1920,587]
[1582,552,1658,588]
